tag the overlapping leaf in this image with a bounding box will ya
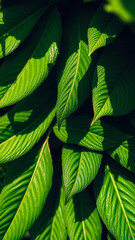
[62,145,102,202]
[0,6,61,107]
[30,185,67,240]
[56,6,97,127]
[0,137,53,240]
[88,3,123,55]
[0,2,48,58]
[92,32,135,124]
[53,115,130,151]
[0,79,56,163]
[64,190,102,240]
[94,163,135,240]
[108,137,135,173]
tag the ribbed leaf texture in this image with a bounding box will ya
[88,3,123,55]
[64,190,102,240]
[0,6,61,107]
[92,31,135,124]
[53,115,130,151]
[0,79,56,163]
[62,145,102,202]
[94,163,135,240]
[0,2,47,58]
[56,6,97,127]
[108,137,135,173]
[30,185,67,240]
[0,137,53,240]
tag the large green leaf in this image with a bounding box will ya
[105,0,135,22]
[91,32,135,125]
[30,185,67,240]
[64,190,102,240]
[0,137,53,240]
[53,115,130,151]
[108,137,135,173]
[0,79,56,163]
[62,145,102,202]
[0,2,49,58]
[88,3,123,55]
[94,163,135,240]
[56,6,97,127]
[0,6,61,107]
[30,148,67,240]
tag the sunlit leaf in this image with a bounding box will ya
[88,3,123,55]
[56,6,97,127]
[94,163,135,240]
[108,137,135,173]
[0,137,53,240]
[65,190,102,240]
[0,2,48,58]
[53,115,130,151]
[30,185,67,240]
[0,7,61,107]
[0,79,56,163]
[62,145,102,201]
[92,32,135,124]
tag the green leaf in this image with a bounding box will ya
[0,79,56,163]
[94,164,135,240]
[62,145,102,202]
[105,0,135,22]
[0,137,53,240]
[92,33,135,124]
[53,115,130,151]
[30,185,67,240]
[108,137,135,173]
[0,7,61,107]
[56,6,97,127]
[107,231,116,240]
[0,3,48,58]
[64,190,102,240]
[88,3,123,55]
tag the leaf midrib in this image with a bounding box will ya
[0,6,45,42]
[89,14,113,55]
[58,13,82,124]
[79,194,87,240]
[0,14,51,103]
[3,138,49,240]
[0,101,55,148]
[93,55,135,123]
[69,151,83,199]
[107,165,134,239]
[54,125,127,147]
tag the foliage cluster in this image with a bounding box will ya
[0,0,135,239]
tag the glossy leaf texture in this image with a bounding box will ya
[0,137,53,240]
[0,7,61,107]
[64,190,102,240]
[53,115,130,151]
[56,5,97,127]
[0,78,56,163]
[0,2,48,58]
[88,3,123,55]
[62,145,102,202]
[92,31,135,124]
[30,171,67,240]
[108,137,135,173]
[94,163,135,240]
[105,0,135,22]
